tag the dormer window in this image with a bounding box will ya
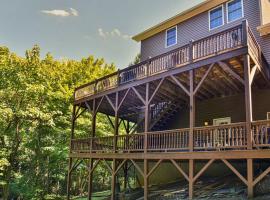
[227,0,244,23]
[166,26,177,48]
[209,6,224,30]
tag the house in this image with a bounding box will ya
[67,0,270,199]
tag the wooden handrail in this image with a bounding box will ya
[71,120,270,153]
[74,23,247,101]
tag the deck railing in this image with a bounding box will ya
[70,120,270,153]
[252,120,270,148]
[194,122,247,150]
[74,22,249,101]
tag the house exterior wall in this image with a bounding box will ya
[166,89,270,129]
[140,0,270,64]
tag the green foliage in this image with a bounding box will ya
[0,45,116,199]
[129,53,141,66]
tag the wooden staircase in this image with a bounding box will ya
[149,100,186,131]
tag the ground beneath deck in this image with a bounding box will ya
[75,174,270,200]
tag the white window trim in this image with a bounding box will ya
[209,5,224,31]
[267,112,270,120]
[226,0,244,24]
[165,26,177,48]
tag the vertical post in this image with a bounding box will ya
[247,159,254,198]
[189,159,194,200]
[124,121,130,190]
[242,20,248,46]
[90,99,96,153]
[144,83,149,199]
[147,60,150,77]
[117,69,121,86]
[189,70,195,152]
[124,161,128,191]
[144,83,150,152]
[111,93,119,200]
[189,40,194,63]
[67,158,73,200]
[244,55,253,149]
[88,100,96,199]
[67,105,77,200]
[144,159,148,200]
[114,92,119,152]
[111,159,116,200]
[88,159,93,200]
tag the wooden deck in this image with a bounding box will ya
[67,21,270,200]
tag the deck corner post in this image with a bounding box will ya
[247,158,254,198]
[244,54,253,149]
[242,20,248,46]
[189,70,195,152]
[189,159,194,200]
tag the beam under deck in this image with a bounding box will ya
[69,149,270,160]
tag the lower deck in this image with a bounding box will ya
[68,120,270,199]
[71,120,270,155]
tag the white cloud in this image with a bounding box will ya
[98,28,131,40]
[70,8,79,16]
[41,8,79,17]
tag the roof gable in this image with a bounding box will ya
[132,0,229,42]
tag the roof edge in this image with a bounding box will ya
[132,0,228,42]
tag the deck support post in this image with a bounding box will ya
[189,70,195,152]
[244,54,253,149]
[113,92,119,152]
[111,92,119,200]
[67,158,73,200]
[144,83,150,199]
[144,159,148,200]
[189,159,194,199]
[247,159,254,198]
[111,159,116,200]
[67,104,77,200]
[145,83,150,134]
[88,99,96,199]
[87,158,94,200]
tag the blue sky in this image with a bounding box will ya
[0,0,203,68]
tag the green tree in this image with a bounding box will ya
[0,45,116,199]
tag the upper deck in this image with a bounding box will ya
[74,21,269,105]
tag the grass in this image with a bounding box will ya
[73,190,111,200]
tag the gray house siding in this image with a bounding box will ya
[140,0,270,64]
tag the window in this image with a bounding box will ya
[166,26,177,47]
[209,6,224,30]
[227,0,243,23]
[213,117,231,126]
[267,112,270,120]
